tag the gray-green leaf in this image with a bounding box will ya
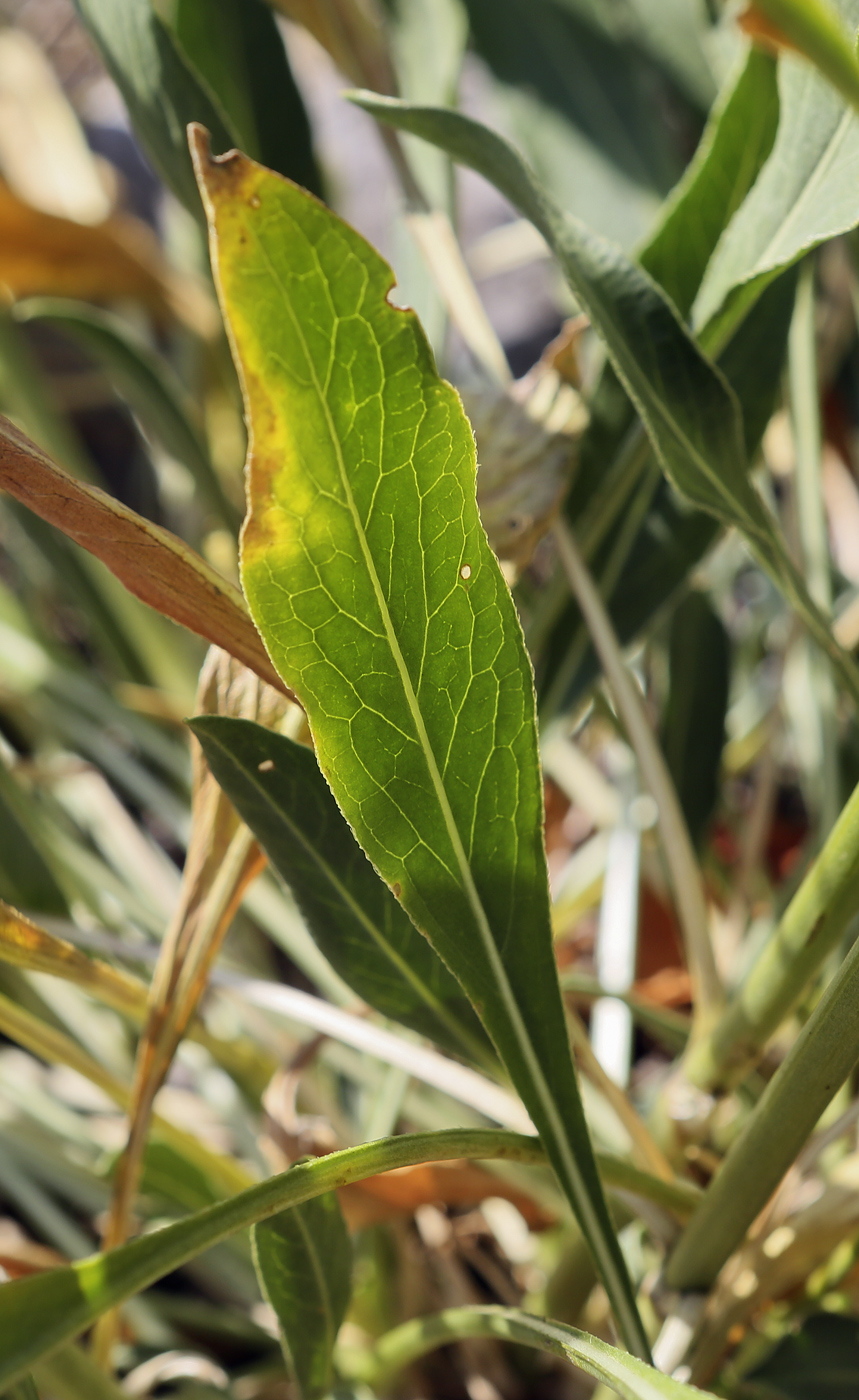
[253,1190,352,1400]
[693,0,859,346]
[73,0,236,214]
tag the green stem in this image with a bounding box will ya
[684,775,859,1091]
[0,1130,696,1390]
[667,917,859,1291]
[552,520,722,1023]
[789,259,839,836]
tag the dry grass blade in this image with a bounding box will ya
[95,652,287,1362]
[0,901,144,1018]
[0,416,292,698]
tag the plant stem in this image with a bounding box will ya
[789,258,839,837]
[552,519,722,1024]
[0,1130,699,1390]
[684,774,859,1091]
[666,915,859,1291]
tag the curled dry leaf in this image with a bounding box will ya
[0,415,292,699]
[463,320,589,570]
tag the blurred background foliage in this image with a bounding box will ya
[4,1,859,1397]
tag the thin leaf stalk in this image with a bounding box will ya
[683,773,859,1091]
[788,258,839,836]
[666,914,859,1291]
[552,519,722,1024]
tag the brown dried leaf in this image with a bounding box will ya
[0,415,291,699]
[0,180,213,330]
[339,1161,556,1232]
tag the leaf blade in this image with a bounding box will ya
[0,1129,691,1390]
[191,129,647,1357]
[694,0,859,344]
[252,1192,352,1400]
[367,1305,718,1400]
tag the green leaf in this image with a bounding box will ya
[661,592,730,850]
[641,47,779,319]
[252,1191,352,1400]
[12,298,239,530]
[363,1304,717,1400]
[32,1345,128,1400]
[72,0,236,214]
[190,717,489,1062]
[693,0,859,346]
[685,764,859,1092]
[0,1129,599,1387]
[190,131,647,1359]
[353,94,859,710]
[173,0,323,196]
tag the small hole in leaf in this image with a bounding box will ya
[258,759,275,773]
[460,564,472,580]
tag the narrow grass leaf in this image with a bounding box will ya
[174,0,323,196]
[191,127,647,1360]
[252,1191,352,1400]
[0,1129,692,1388]
[191,716,489,1061]
[641,46,779,319]
[352,95,859,709]
[694,0,859,347]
